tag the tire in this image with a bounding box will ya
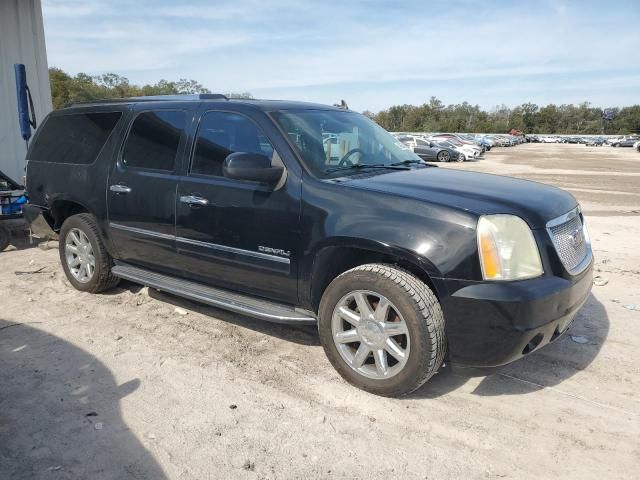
[0,226,10,252]
[456,153,465,162]
[318,264,446,397]
[437,150,449,162]
[59,213,120,293]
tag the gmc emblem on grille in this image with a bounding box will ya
[569,227,583,248]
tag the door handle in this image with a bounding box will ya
[110,184,132,194]
[180,195,209,206]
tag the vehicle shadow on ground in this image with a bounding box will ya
[0,319,168,480]
[410,293,609,398]
[113,281,320,347]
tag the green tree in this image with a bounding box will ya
[372,97,640,134]
[49,67,213,109]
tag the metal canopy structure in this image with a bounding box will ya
[0,0,52,185]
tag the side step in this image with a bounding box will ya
[112,263,317,325]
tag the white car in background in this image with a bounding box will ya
[634,140,640,152]
[431,139,479,161]
[429,136,482,161]
[539,136,559,143]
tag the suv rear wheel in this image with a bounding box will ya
[59,213,120,293]
[318,264,445,397]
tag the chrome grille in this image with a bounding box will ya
[548,211,588,273]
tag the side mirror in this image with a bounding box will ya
[223,152,283,186]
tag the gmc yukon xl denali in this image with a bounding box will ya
[24,94,593,396]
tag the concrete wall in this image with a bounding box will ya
[0,0,52,185]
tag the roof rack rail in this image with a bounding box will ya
[67,93,228,108]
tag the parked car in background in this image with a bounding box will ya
[430,140,475,161]
[430,136,482,160]
[610,136,640,147]
[634,140,640,152]
[397,136,461,162]
[431,133,485,152]
[476,135,494,150]
[585,137,605,146]
[539,136,560,143]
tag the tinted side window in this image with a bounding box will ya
[191,112,274,177]
[123,111,186,171]
[29,112,121,164]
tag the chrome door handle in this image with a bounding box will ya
[110,184,132,194]
[180,195,209,206]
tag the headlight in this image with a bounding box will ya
[477,215,543,280]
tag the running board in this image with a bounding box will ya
[111,264,317,325]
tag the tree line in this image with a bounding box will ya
[48,68,639,134]
[366,96,640,135]
[48,67,252,109]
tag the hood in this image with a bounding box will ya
[345,167,577,229]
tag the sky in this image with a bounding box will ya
[41,0,640,112]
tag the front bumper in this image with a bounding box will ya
[438,262,593,376]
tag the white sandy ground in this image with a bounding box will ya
[1,144,639,479]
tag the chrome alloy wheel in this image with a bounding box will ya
[331,290,410,380]
[64,228,95,283]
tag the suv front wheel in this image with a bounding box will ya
[318,264,446,397]
[59,213,120,293]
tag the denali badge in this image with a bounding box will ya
[258,246,291,258]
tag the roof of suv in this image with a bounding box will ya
[66,94,343,112]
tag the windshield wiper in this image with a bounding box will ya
[325,163,410,174]
[390,159,424,166]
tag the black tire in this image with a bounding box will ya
[456,153,465,162]
[59,213,120,293]
[318,264,446,397]
[437,150,449,162]
[0,226,10,252]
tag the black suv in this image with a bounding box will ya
[24,94,593,396]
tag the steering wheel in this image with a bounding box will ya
[337,148,365,167]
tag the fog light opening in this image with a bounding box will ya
[522,333,544,355]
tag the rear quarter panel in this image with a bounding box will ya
[26,107,131,249]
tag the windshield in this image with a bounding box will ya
[272,109,420,178]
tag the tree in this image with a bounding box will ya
[371,97,640,134]
[49,67,213,109]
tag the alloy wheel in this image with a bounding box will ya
[65,228,95,283]
[331,290,410,380]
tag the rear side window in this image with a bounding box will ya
[29,112,121,164]
[122,111,186,171]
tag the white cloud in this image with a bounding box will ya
[41,0,640,109]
